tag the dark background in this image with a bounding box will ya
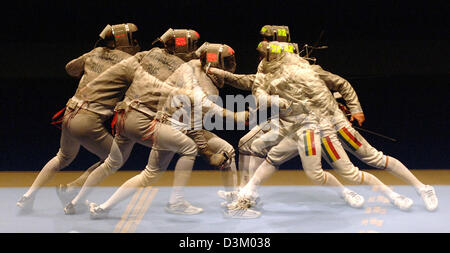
[1,0,449,172]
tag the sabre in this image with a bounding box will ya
[300,30,328,64]
[342,115,398,142]
[306,30,325,58]
[340,104,398,142]
[352,126,398,143]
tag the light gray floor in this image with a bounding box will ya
[3,185,448,233]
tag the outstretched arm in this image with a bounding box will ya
[208,67,255,91]
[313,65,365,125]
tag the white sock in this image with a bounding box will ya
[24,157,62,198]
[239,160,276,199]
[169,156,195,204]
[248,156,266,180]
[221,158,238,192]
[238,154,251,189]
[360,171,399,200]
[321,171,347,195]
[66,161,102,191]
[99,174,144,210]
[385,156,425,190]
[72,163,113,205]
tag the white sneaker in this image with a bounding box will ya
[88,201,109,219]
[221,198,263,209]
[64,202,76,215]
[64,199,90,215]
[220,190,263,208]
[418,185,438,211]
[392,195,413,211]
[165,200,203,215]
[342,189,365,208]
[224,198,261,219]
[217,190,238,202]
[16,195,34,212]
[56,184,79,207]
[226,197,251,209]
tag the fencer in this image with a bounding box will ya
[62,29,208,215]
[17,23,141,212]
[88,43,247,218]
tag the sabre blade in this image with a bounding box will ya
[353,126,398,142]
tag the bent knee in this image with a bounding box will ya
[340,170,363,184]
[103,156,123,172]
[56,151,76,168]
[266,154,285,167]
[250,140,267,158]
[181,155,196,162]
[95,164,115,178]
[181,145,198,157]
[139,165,164,186]
[332,161,363,184]
[175,137,198,157]
[305,169,327,185]
[358,151,386,169]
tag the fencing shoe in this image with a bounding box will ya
[224,198,261,219]
[418,185,438,211]
[342,189,365,208]
[88,201,109,219]
[165,200,203,215]
[64,202,76,215]
[56,184,78,207]
[16,195,35,212]
[391,194,413,211]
